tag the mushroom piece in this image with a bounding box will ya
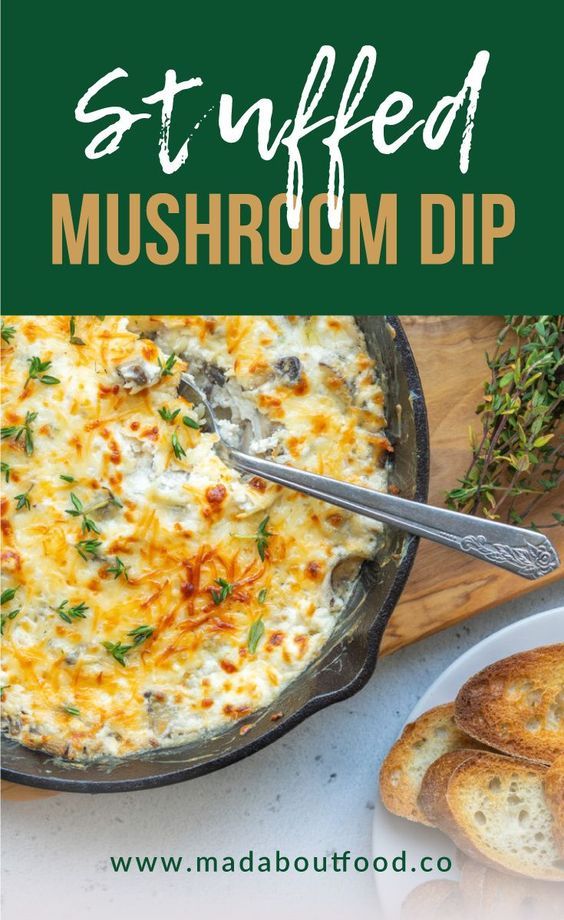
[83,488,122,521]
[318,361,353,406]
[144,691,172,736]
[116,359,161,393]
[274,356,302,384]
[203,362,226,388]
[185,360,227,398]
[330,556,365,595]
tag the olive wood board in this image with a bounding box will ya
[3,315,562,799]
[380,315,562,656]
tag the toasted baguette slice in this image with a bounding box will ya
[544,754,564,855]
[459,859,564,919]
[454,644,564,765]
[444,751,563,880]
[401,880,463,920]
[379,703,483,825]
[418,750,480,825]
[457,858,489,906]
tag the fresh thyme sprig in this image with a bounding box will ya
[1,462,11,482]
[76,538,102,560]
[24,356,60,388]
[1,411,37,455]
[158,353,177,377]
[65,492,101,534]
[86,488,123,513]
[69,316,85,346]
[102,641,131,667]
[127,625,154,644]
[1,321,16,344]
[0,608,21,635]
[231,517,274,560]
[158,406,180,423]
[1,588,20,635]
[107,556,129,581]
[103,625,154,666]
[14,486,32,511]
[171,431,186,460]
[446,316,563,529]
[255,516,273,561]
[211,578,234,605]
[56,600,89,624]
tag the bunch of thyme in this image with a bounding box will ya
[446,316,563,530]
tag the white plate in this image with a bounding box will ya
[372,606,564,919]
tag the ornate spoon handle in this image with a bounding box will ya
[229,449,560,581]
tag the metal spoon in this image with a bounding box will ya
[178,375,560,581]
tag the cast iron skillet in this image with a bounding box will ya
[1,316,429,793]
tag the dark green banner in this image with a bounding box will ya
[1,1,560,313]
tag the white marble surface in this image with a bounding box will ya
[2,579,563,920]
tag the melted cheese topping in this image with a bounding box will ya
[1,315,388,760]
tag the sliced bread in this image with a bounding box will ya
[454,644,564,765]
[443,751,563,880]
[379,703,483,825]
[401,880,463,920]
[544,754,564,856]
[459,858,564,919]
[418,749,480,825]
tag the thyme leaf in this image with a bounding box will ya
[127,624,154,645]
[158,406,180,423]
[211,578,234,605]
[103,625,154,665]
[25,356,60,388]
[1,411,37,455]
[69,316,85,345]
[102,641,131,667]
[65,492,102,534]
[158,353,177,377]
[1,587,18,606]
[14,486,32,511]
[0,608,21,635]
[76,538,102,560]
[248,618,265,654]
[56,600,89,623]
[1,321,16,344]
[107,556,129,581]
[171,431,186,460]
[255,516,273,561]
[446,316,563,529]
[182,415,201,430]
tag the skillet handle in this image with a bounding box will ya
[228,449,560,581]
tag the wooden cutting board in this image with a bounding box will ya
[3,315,562,799]
[380,315,563,655]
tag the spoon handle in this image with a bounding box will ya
[229,448,560,581]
